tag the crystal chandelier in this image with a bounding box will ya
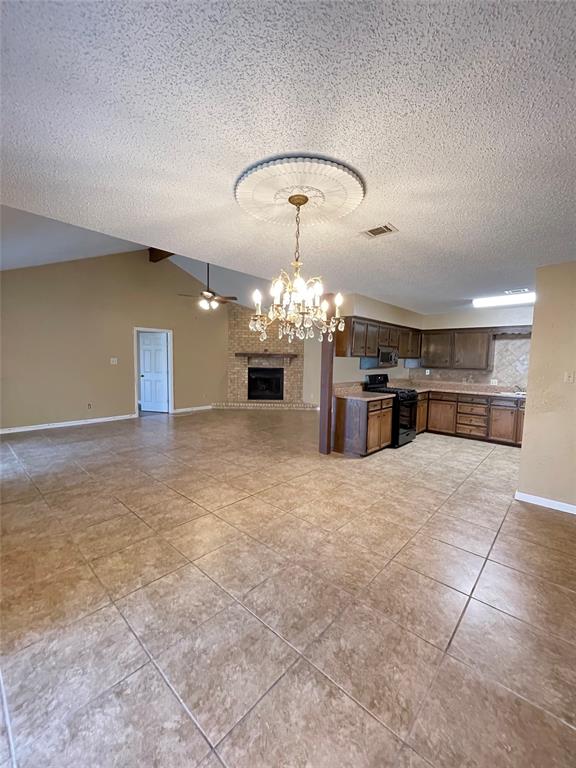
[249,194,344,343]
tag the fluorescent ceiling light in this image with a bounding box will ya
[472,292,536,308]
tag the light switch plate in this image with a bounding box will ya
[110,357,118,365]
[425,369,430,376]
[490,378,498,385]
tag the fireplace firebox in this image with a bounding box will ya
[248,367,284,400]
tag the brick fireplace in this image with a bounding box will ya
[219,304,312,408]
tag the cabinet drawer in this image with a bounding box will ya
[381,399,393,410]
[430,392,458,402]
[491,398,518,407]
[456,414,488,427]
[368,400,382,412]
[456,423,488,437]
[458,395,490,405]
[457,403,489,416]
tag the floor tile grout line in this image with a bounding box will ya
[0,665,19,768]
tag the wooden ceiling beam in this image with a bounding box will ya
[148,247,173,263]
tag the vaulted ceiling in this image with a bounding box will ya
[1,1,575,312]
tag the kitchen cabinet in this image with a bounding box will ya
[427,397,457,433]
[420,332,453,368]
[416,393,428,433]
[387,326,400,348]
[399,329,421,358]
[332,396,393,456]
[516,407,525,445]
[365,323,379,356]
[351,320,367,356]
[489,404,518,444]
[453,331,493,370]
[378,325,390,347]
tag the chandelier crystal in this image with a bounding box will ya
[249,194,344,343]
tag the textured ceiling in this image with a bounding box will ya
[1,1,575,312]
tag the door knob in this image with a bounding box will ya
[140,374,144,378]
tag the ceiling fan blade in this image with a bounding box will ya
[177,293,198,298]
[216,296,238,302]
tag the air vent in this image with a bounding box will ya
[363,223,398,238]
[504,288,531,295]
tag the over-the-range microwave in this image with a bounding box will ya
[360,347,399,369]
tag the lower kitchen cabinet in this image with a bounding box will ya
[516,408,525,445]
[416,394,428,433]
[333,396,393,456]
[489,405,518,444]
[427,398,457,434]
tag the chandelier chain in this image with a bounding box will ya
[294,205,301,264]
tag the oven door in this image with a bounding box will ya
[396,398,417,446]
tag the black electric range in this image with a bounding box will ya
[363,374,418,447]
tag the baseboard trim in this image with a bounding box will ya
[514,491,576,515]
[171,406,213,414]
[0,413,138,435]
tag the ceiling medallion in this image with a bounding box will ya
[234,156,365,225]
[235,155,365,343]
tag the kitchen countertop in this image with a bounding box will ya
[333,380,526,400]
[333,392,396,402]
[395,383,526,399]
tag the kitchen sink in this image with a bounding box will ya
[498,391,526,397]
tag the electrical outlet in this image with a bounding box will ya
[490,378,498,385]
[87,403,92,409]
[110,357,118,365]
[564,370,576,384]
[425,369,430,376]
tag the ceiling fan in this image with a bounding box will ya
[179,262,237,310]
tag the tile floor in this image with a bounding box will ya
[1,409,575,767]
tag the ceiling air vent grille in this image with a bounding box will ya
[504,288,531,295]
[363,223,398,238]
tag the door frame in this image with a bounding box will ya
[133,327,174,414]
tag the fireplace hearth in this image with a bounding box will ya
[248,367,284,400]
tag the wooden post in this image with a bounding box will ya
[319,295,335,455]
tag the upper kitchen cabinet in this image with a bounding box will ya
[420,331,453,368]
[453,331,494,370]
[399,329,421,358]
[365,322,379,356]
[420,329,495,370]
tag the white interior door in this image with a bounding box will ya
[138,332,169,412]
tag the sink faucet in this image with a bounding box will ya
[513,385,524,393]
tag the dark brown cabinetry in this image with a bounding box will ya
[399,329,421,358]
[351,319,367,356]
[456,396,489,437]
[365,323,379,356]
[453,332,493,370]
[333,396,393,455]
[489,405,518,444]
[416,393,428,433]
[420,332,453,368]
[427,395,457,433]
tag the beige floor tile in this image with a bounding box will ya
[117,564,233,656]
[397,744,434,767]
[91,536,187,599]
[395,534,484,594]
[198,752,225,768]
[215,496,284,533]
[366,498,434,531]
[450,599,576,727]
[500,500,576,555]
[0,698,10,764]
[230,470,281,494]
[17,664,210,768]
[71,513,153,560]
[0,477,39,504]
[439,485,511,531]
[3,605,146,750]
[292,497,361,531]
[242,564,349,650]
[163,513,240,560]
[409,656,576,768]
[195,537,286,598]
[295,533,386,594]
[1,565,109,655]
[1,531,84,595]
[217,659,402,767]
[419,513,496,556]
[337,513,414,558]
[489,533,576,591]
[364,562,467,649]
[307,601,442,738]
[114,481,183,512]
[393,482,452,511]
[157,603,296,744]
[185,482,249,511]
[473,560,576,644]
[0,497,61,539]
[135,494,206,531]
[51,493,129,532]
[253,482,303,512]
[247,512,328,558]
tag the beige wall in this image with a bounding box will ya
[517,262,576,509]
[422,304,533,329]
[0,251,228,429]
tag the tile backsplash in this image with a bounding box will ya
[408,338,531,388]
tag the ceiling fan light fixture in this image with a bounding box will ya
[210,299,219,310]
[198,297,210,310]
